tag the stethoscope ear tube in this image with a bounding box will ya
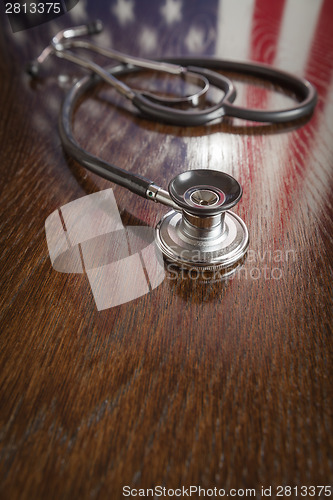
[132,66,237,126]
[160,57,317,124]
[32,22,317,127]
[58,57,317,201]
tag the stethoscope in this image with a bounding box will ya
[28,21,317,272]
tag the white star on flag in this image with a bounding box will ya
[111,0,135,26]
[160,0,182,25]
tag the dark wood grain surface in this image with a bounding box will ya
[0,1,332,499]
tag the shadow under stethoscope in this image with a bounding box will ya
[162,254,248,302]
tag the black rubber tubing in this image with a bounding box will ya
[59,63,237,197]
[59,71,153,197]
[59,58,317,198]
[133,57,317,125]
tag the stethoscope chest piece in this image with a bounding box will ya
[155,170,249,271]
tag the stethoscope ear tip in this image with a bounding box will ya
[86,20,103,36]
[26,60,40,77]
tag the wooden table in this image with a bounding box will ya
[1,1,332,498]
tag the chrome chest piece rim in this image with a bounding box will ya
[155,170,249,271]
[156,210,249,270]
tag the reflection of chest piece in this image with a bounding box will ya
[155,170,249,271]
